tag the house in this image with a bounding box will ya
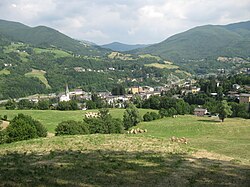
[232,84,241,90]
[194,108,208,116]
[239,93,250,104]
[191,87,201,94]
[130,86,143,94]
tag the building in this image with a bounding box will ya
[194,108,208,117]
[239,93,250,110]
[239,93,250,104]
[59,84,70,102]
[191,87,201,94]
[130,86,143,94]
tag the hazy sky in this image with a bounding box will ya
[0,0,250,44]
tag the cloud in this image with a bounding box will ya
[0,0,249,44]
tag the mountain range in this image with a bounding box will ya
[133,20,250,61]
[0,19,109,56]
[101,42,150,52]
[0,19,249,61]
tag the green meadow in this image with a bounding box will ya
[0,109,250,186]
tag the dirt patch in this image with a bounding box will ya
[192,150,233,161]
[0,121,9,130]
[47,133,55,138]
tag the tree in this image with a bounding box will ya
[17,99,34,109]
[123,104,141,130]
[111,84,125,95]
[5,99,16,110]
[84,108,124,134]
[218,100,232,122]
[55,120,89,136]
[6,113,47,143]
[37,100,50,110]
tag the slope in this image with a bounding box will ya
[134,21,250,61]
[102,42,149,52]
[0,19,108,56]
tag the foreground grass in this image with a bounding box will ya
[0,109,155,133]
[0,134,249,186]
[137,115,250,161]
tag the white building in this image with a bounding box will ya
[59,84,70,102]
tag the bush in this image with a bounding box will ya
[84,116,124,134]
[143,112,153,121]
[159,108,177,117]
[0,128,8,144]
[123,104,141,130]
[6,113,47,143]
[143,112,160,121]
[55,120,89,136]
[2,115,7,121]
[84,108,124,134]
[150,112,160,120]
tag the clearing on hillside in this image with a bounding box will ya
[25,69,51,89]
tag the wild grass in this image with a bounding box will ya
[136,115,250,161]
[0,69,10,75]
[33,48,72,58]
[25,69,51,88]
[0,134,249,186]
[145,63,179,69]
[0,109,156,133]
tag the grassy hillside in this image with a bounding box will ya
[135,21,250,61]
[0,121,250,186]
[25,69,51,89]
[102,42,149,52]
[0,19,108,56]
[0,109,156,133]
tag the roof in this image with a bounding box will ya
[240,93,250,97]
[194,108,207,112]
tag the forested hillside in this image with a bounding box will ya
[0,19,109,56]
[134,21,250,61]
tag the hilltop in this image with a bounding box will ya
[0,19,109,56]
[102,42,150,52]
[133,21,250,61]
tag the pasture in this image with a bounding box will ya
[0,109,250,186]
[0,109,155,132]
[25,69,51,88]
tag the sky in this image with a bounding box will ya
[0,0,250,45]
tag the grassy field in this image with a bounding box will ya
[0,69,10,75]
[136,115,250,161]
[33,48,72,58]
[0,110,250,186]
[145,62,179,69]
[139,54,162,61]
[25,69,51,88]
[0,109,155,133]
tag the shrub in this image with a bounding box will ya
[150,112,160,120]
[2,115,7,121]
[55,120,89,136]
[84,108,124,134]
[0,128,8,144]
[159,108,177,117]
[143,112,160,121]
[6,113,47,143]
[123,104,141,130]
[143,112,153,121]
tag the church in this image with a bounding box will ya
[59,84,70,102]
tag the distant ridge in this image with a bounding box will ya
[0,19,109,56]
[132,20,250,61]
[101,42,150,52]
